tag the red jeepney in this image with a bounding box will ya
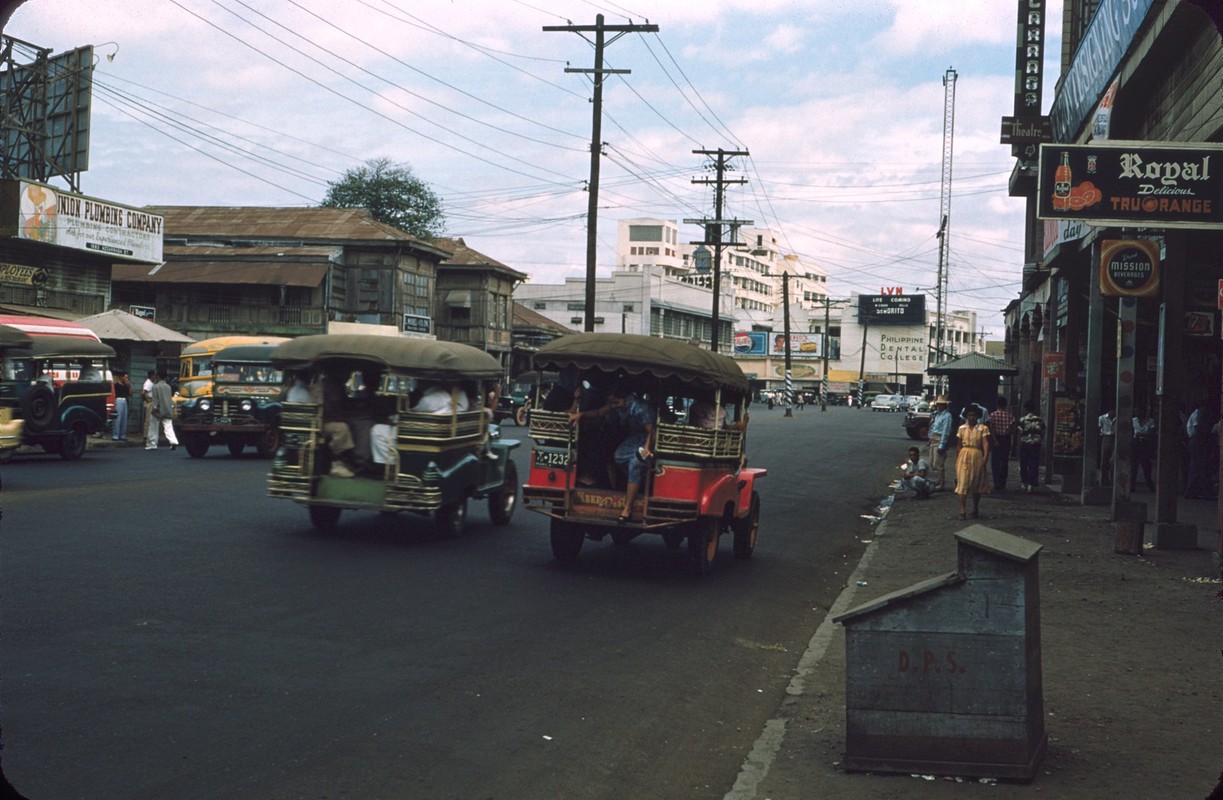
[522,333,765,575]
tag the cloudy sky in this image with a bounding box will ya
[5,0,1064,336]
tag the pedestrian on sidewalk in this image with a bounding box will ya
[1098,404,1116,486]
[1184,398,1216,499]
[141,369,156,446]
[112,370,131,441]
[145,371,179,451]
[927,395,953,491]
[1131,407,1157,491]
[1016,400,1045,492]
[954,404,991,519]
[899,446,933,498]
[987,396,1016,491]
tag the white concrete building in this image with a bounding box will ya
[514,265,736,347]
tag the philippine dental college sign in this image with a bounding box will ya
[1,179,164,262]
[1036,142,1223,229]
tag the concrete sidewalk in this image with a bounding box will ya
[731,484,1221,800]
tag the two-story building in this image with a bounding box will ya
[111,206,452,341]
[433,237,526,372]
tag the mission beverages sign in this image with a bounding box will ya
[1036,142,1223,229]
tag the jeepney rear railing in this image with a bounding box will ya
[268,402,320,499]
[653,422,742,461]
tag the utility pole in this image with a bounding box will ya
[821,298,831,411]
[545,15,658,332]
[782,273,793,418]
[685,147,750,353]
[934,67,957,393]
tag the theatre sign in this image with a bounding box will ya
[0,179,164,262]
[1036,142,1223,229]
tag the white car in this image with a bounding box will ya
[871,394,901,412]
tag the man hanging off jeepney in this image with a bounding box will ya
[569,383,655,523]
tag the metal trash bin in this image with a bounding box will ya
[834,524,1046,780]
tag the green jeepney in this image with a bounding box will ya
[267,334,519,536]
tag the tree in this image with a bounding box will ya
[321,158,445,239]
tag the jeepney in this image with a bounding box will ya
[176,335,289,407]
[521,333,766,575]
[177,343,285,458]
[6,335,116,460]
[0,324,33,459]
[267,334,520,536]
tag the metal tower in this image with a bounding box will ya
[934,67,957,385]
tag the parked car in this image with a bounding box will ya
[904,401,933,440]
[176,343,285,458]
[871,394,902,412]
[901,395,924,411]
[267,334,519,536]
[522,332,766,575]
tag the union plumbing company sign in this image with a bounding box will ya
[1036,142,1223,229]
[2,180,164,262]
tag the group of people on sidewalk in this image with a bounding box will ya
[899,395,1046,519]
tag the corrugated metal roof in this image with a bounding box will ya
[145,206,449,257]
[164,244,340,258]
[927,351,1019,375]
[436,237,527,281]
[112,261,328,287]
[77,309,195,343]
[513,302,576,335]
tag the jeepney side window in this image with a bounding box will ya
[5,357,31,382]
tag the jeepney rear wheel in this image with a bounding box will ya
[227,441,245,457]
[184,433,210,458]
[309,505,342,531]
[436,498,467,538]
[689,516,721,576]
[255,426,279,458]
[22,384,55,431]
[487,460,518,525]
[550,519,583,563]
[60,426,87,461]
[732,491,761,560]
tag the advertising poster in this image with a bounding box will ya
[1053,394,1084,455]
[735,331,822,358]
[7,179,164,262]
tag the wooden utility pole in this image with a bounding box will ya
[685,147,750,352]
[544,15,658,332]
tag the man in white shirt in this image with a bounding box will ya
[1098,407,1116,485]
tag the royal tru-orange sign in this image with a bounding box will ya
[1037,142,1223,230]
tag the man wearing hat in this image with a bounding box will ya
[927,395,954,490]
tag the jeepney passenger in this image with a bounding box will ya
[571,383,655,521]
[312,367,359,478]
[413,382,469,414]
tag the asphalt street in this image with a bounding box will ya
[1,404,910,800]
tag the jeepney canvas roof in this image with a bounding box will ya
[272,334,503,380]
[213,344,283,363]
[26,336,117,358]
[533,333,749,395]
[0,324,33,347]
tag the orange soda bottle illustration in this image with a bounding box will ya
[1053,151,1072,210]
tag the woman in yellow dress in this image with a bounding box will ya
[954,404,991,519]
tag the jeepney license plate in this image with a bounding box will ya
[215,416,231,425]
[534,450,569,468]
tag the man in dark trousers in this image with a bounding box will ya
[987,396,1016,491]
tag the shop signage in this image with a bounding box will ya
[1184,311,1215,337]
[402,313,431,335]
[1099,240,1160,297]
[1036,142,1223,229]
[1043,351,1065,380]
[734,331,822,358]
[1,179,164,262]
[858,293,925,325]
[0,262,49,287]
[129,305,155,320]
[1048,0,1155,143]
[1000,116,1052,146]
[1012,0,1046,116]
[1042,218,1091,259]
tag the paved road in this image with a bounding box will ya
[1,406,910,799]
